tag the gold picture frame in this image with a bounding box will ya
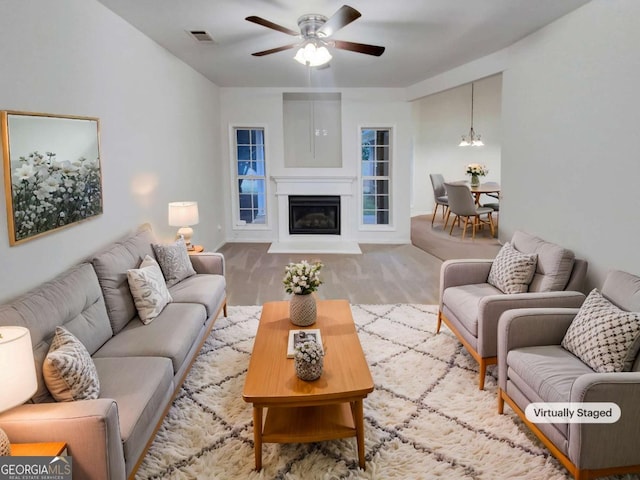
[1,111,103,246]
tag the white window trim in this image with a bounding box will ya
[229,124,271,230]
[358,124,395,231]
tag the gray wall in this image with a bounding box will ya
[500,0,640,288]
[0,0,223,303]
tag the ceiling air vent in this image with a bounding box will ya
[188,30,215,44]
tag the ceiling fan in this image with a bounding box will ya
[245,5,385,67]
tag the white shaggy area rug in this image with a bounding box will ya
[135,305,635,480]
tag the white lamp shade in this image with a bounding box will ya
[168,202,199,227]
[0,326,37,412]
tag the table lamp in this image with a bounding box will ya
[168,201,199,250]
[0,326,38,456]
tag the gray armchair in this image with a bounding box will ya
[437,230,588,389]
[498,270,640,480]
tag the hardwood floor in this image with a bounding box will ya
[218,242,442,306]
[218,216,502,307]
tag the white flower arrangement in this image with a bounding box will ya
[294,340,324,365]
[465,163,489,177]
[10,151,102,241]
[283,260,323,295]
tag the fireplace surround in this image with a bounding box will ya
[269,175,361,254]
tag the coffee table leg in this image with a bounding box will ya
[253,406,263,470]
[353,400,366,469]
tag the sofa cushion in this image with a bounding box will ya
[92,302,206,374]
[507,345,594,403]
[0,263,112,403]
[43,327,100,402]
[442,283,503,336]
[93,356,173,467]
[152,238,196,287]
[169,274,226,318]
[127,255,173,324]
[92,224,156,334]
[562,289,640,373]
[488,242,538,294]
[511,230,575,292]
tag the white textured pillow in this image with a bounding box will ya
[127,255,173,324]
[562,289,640,373]
[487,242,538,294]
[152,238,196,287]
[43,326,100,402]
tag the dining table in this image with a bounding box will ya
[469,182,500,205]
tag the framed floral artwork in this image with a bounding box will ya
[1,111,103,245]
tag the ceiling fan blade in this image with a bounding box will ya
[317,5,361,37]
[245,16,299,36]
[251,44,298,57]
[332,40,385,56]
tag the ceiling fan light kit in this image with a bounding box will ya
[294,40,332,67]
[246,5,385,68]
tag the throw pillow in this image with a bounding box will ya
[562,289,640,373]
[152,238,196,287]
[127,255,173,324]
[43,326,100,402]
[487,242,538,294]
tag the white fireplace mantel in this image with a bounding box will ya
[268,175,361,254]
[271,175,356,196]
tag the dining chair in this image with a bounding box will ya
[429,174,449,227]
[444,182,495,239]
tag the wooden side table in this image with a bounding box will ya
[11,441,67,456]
[188,245,204,254]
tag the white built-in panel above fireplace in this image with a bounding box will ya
[268,176,361,254]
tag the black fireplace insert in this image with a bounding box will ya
[289,195,340,235]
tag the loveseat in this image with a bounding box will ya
[0,224,227,480]
[498,269,640,480]
[438,230,588,389]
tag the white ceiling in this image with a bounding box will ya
[97,0,591,88]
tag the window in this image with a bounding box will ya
[234,128,267,225]
[361,128,390,225]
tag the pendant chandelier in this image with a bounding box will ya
[459,83,484,147]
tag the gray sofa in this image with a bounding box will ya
[0,224,227,480]
[498,269,640,480]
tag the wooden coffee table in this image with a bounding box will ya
[242,299,374,470]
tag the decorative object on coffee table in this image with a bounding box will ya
[287,329,323,358]
[294,340,324,381]
[283,260,323,326]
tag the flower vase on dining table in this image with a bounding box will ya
[470,174,480,187]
